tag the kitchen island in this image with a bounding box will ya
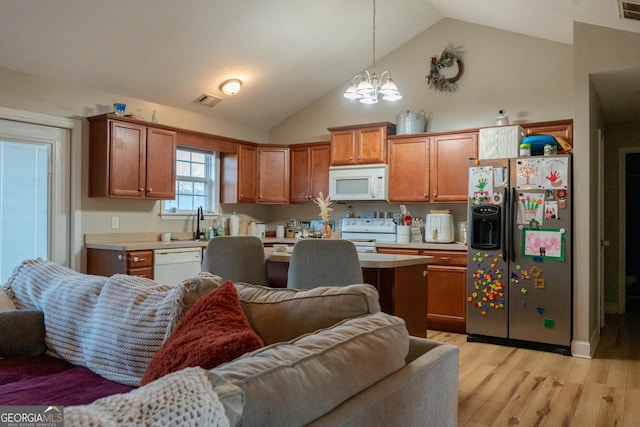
[265,249,433,337]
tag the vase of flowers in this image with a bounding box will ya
[314,192,334,239]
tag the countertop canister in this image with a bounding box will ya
[229,213,240,236]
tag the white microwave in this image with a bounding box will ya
[328,164,388,201]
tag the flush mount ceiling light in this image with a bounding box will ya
[219,79,242,96]
[344,0,402,104]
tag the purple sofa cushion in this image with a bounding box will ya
[0,355,73,385]
[0,356,134,406]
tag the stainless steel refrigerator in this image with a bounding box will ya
[466,154,572,354]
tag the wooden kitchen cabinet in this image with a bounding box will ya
[88,115,177,199]
[388,136,431,202]
[221,143,258,203]
[430,131,478,202]
[377,247,467,333]
[289,143,330,203]
[328,122,395,166]
[87,248,154,280]
[257,146,289,204]
[522,119,573,148]
[421,250,467,333]
[387,131,477,202]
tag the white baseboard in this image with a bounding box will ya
[571,327,600,358]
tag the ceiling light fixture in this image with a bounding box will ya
[219,79,242,96]
[344,0,402,104]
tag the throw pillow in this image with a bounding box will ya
[141,281,263,386]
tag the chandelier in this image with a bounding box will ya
[344,0,402,104]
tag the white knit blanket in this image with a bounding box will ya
[65,367,230,427]
[3,259,186,386]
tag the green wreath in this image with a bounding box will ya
[426,44,464,92]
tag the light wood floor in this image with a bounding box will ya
[428,313,640,426]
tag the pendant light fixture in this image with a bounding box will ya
[344,0,402,104]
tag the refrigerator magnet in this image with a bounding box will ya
[544,201,559,220]
[491,192,504,204]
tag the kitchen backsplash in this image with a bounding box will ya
[263,202,468,235]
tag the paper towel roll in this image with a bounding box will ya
[229,213,240,236]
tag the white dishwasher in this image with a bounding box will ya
[153,247,202,285]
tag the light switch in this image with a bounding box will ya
[111,216,119,229]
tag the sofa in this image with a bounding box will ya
[0,259,459,426]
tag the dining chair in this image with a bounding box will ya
[201,236,269,285]
[287,239,363,289]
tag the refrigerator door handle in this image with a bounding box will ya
[509,187,516,262]
[501,188,507,261]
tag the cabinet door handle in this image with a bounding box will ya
[138,188,144,192]
[439,257,450,262]
[130,256,146,263]
[424,193,428,198]
[147,188,152,192]
[433,192,437,198]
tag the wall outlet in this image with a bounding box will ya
[111,216,119,229]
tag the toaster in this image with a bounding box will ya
[425,213,455,243]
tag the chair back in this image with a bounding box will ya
[201,236,268,285]
[287,239,363,289]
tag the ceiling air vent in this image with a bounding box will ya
[195,93,223,107]
[619,0,640,21]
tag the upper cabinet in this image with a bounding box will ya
[221,145,290,204]
[328,122,395,166]
[88,115,176,199]
[430,131,478,202]
[221,143,258,203]
[257,146,290,204]
[388,136,431,202]
[388,131,478,203]
[521,119,573,149]
[290,143,330,203]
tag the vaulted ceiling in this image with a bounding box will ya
[1,0,638,129]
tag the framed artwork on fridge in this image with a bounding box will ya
[521,227,565,261]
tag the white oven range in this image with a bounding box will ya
[341,218,397,253]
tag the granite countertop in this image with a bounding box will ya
[265,248,433,269]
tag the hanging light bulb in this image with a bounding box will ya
[344,0,402,104]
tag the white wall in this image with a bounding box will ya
[270,19,574,144]
[572,22,640,356]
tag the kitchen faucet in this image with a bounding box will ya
[196,206,204,240]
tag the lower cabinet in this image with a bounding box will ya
[87,249,154,280]
[377,248,467,333]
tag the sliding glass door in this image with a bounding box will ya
[0,119,70,284]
